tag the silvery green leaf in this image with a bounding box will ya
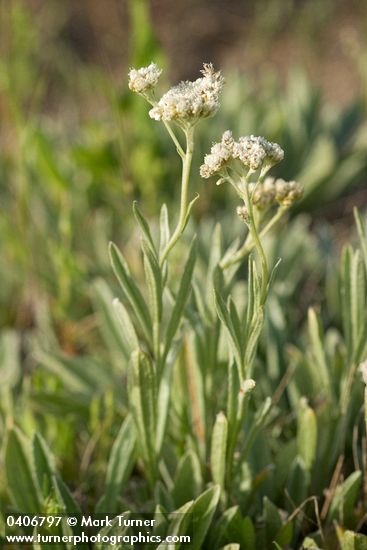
[156,500,194,550]
[95,512,132,550]
[190,485,220,550]
[53,476,82,516]
[141,239,162,335]
[129,350,158,486]
[159,203,170,259]
[32,432,56,499]
[340,245,366,363]
[266,257,282,294]
[206,505,242,549]
[133,200,157,257]
[206,224,222,310]
[183,193,200,230]
[297,399,317,471]
[163,237,197,361]
[172,450,203,507]
[214,290,243,376]
[92,279,135,360]
[109,242,152,341]
[229,298,244,352]
[307,308,332,399]
[246,256,261,339]
[341,245,353,358]
[244,307,264,377]
[328,470,362,523]
[96,415,136,514]
[156,341,180,455]
[5,427,42,513]
[112,297,139,355]
[210,412,228,493]
[192,280,212,324]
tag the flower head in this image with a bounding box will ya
[274,178,303,206]
[249,177,303,209]
[128,63,162,95]
[249,178,276,210]
[200,131,284,180]
[233,135,284,171]
[149,63,224,125]
[200,130,234,178]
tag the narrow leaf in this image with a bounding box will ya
[210,412,228,492]
[163,237,197,361]
[112,298,139,354]
[297,398,317,471]
[92,279,134,360]
[133,201,156,256]
[328,470,362,523]
[109,242,152,340]
[191,486,220,550]
[96,415,136,514]
[172,450,203,507]
[159,203,170,258]
[32,433,56,499]
[307,308,331,398]
[129,350,158,486]
[5,427,42,513]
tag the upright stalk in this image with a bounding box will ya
[159,126,195,267]
[221,206,287,269]
[242,177,268,304]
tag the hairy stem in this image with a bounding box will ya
[242,177,268,305]
[159,127,194,266]
[220,206,288,269]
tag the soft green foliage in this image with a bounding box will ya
[1,2,367,549]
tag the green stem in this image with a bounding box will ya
[220,206,287,270]
[159,127,194,267]
[242,177,268,305]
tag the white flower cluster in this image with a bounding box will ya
[199,130,234,178]
[149,63,224,124]
[233,135,284,171]
[248,178,276,209]
[272,178,303,207]
[200,131,284,179]
[128,63,162,95]
[249,177,303,209]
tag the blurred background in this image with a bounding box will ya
[1,0,367,512]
